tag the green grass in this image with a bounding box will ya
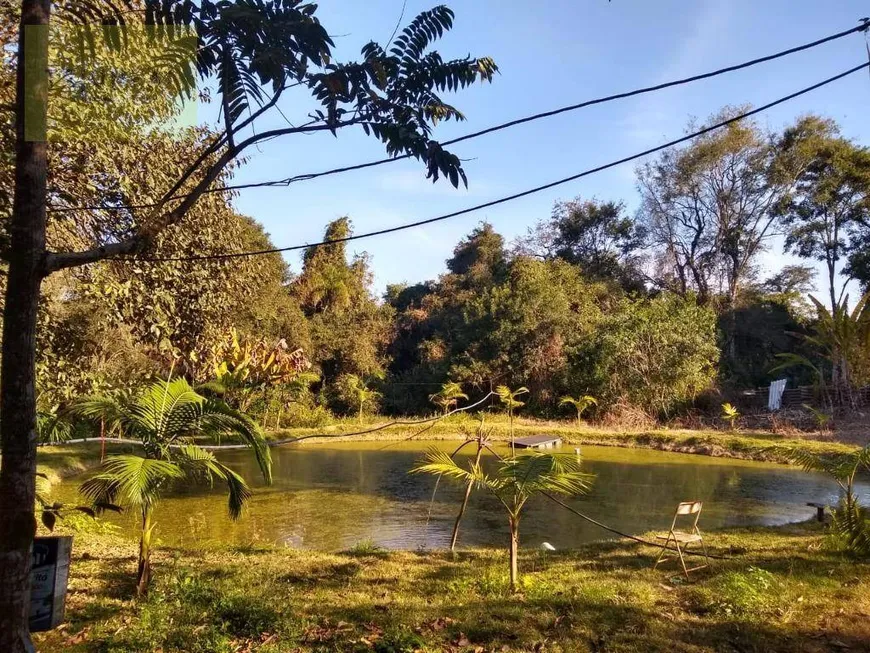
[33,442,139,490]
[267,414,858,464]
[33,522,870,652]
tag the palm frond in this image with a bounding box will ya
[496,385,529,409]
[498,452,594,498]
[174,445,252,519]
[410,448,486,487]
[787,445,870,485]
[80,455,183,510]
[200,399,272,484]
[131,378,204,441]
[770,352,823,380]
[74,395,126,432]
[832,495,870,557]
[37,410,73,444]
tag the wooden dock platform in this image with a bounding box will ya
[514,435,562,449]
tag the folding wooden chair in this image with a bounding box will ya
[653,500,710,580]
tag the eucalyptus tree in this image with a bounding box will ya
[413,449,593,591]
[0,2,496,646]
[637,109,818,376]
[775,116,870,312]
[76,377,272,596]
[521,197,647,292]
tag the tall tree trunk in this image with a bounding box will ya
[0,2,51,650]
[137,506,155,597]
[449,443,484,551]
[726,279,739,365]
[828,258,838,316]
[508,410,514,457]
[508,516,519,592]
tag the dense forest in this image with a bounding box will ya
[1,7,868,433]
[24,108,870,427]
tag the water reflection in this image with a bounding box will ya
[56,442,869,551]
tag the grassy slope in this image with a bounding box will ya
[268,414,858,464]
[33,522,870,652]
[34,442,139,488]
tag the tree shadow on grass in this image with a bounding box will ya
[306,591,870,653]
[280,560,362,587]
[89,565,139,600]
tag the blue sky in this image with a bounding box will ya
[210,0,870,295]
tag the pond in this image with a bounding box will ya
[55,441,870,551]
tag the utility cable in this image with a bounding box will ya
[46,20,870,215]
[117,60,870,263]
[479,443,731,560]
[43,391,497,450]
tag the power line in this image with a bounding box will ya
[121,60,869,264]
[48,19,870,215]
[42,392,498,450]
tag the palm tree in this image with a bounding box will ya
[76,378,272,595]
[344,374,382,424]
[413,450,593,591]
[558,395,598,425]
[790,445,870,556]
[449,417,490,551]
[495,385,528,456]
[429,381,468,415]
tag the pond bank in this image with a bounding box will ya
[33,423,858,492]
[33,521,870,652]
[35,442,138,489]
[267,419,859,464]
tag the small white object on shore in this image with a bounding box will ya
[540,542,556,552]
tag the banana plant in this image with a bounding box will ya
[413,450,593,591]
[76,377,272,595]
[495,385,529,456]
[558,395,598,425]
[773,291,870,405]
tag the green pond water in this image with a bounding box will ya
[55,441,869,551]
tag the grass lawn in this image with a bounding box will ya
[267,414,859,464]
[33,522,870,652]
[34,441,140,487]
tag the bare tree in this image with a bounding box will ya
[637,108,809,359]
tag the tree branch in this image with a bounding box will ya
[45,115,366,272]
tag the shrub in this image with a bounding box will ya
[591,293,719,416]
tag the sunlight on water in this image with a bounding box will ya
[55,442,870,551]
